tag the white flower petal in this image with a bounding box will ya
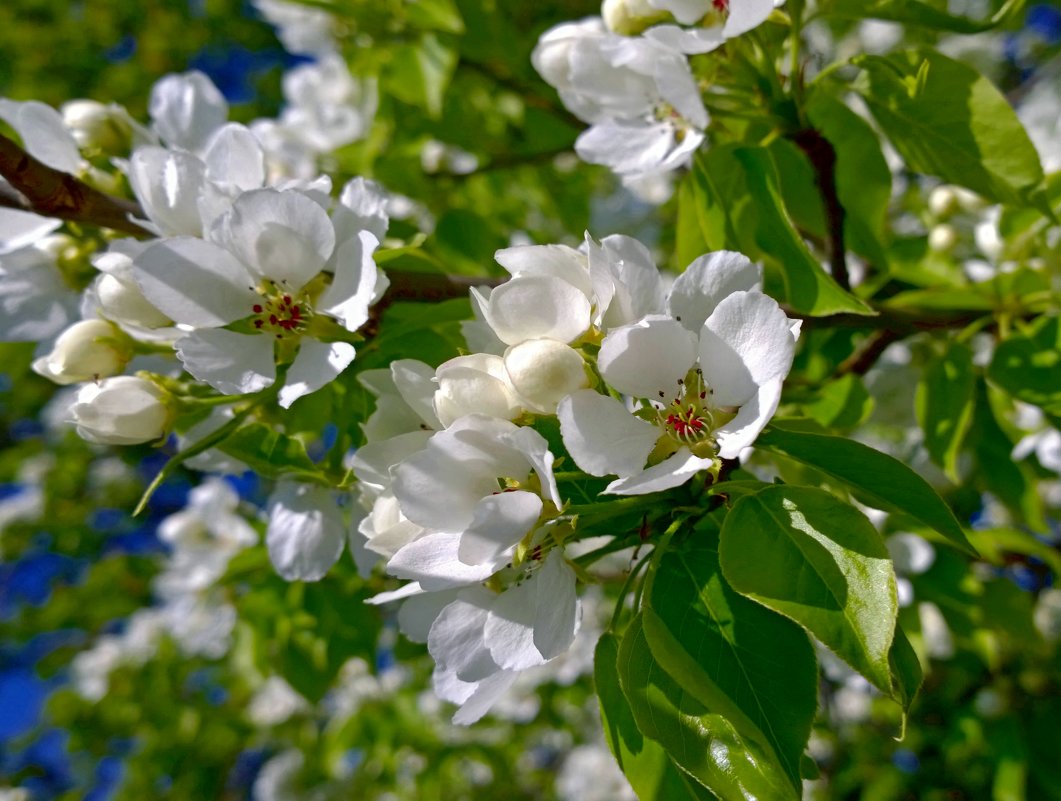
[649,0,709,25]
[213,188,335,290]
[176,329,275,395]
[557,390,659,478]
[498,425,562,509]
[484,550,579,670]
[428,589,499,681]
[127,147,207,236]
[266,481,346,581]
[317,230,379,331]
[133,236,256,327]
[723,0,776,37]
[434,353,523,427]
[149,71,228,152]
[598,314,697,398]
[603,448,715,495]
[0,206,60,254]
[644,24,726,54]
[450,670,519,725]
[713,377,782,459]
[278,339,356,408]
[484,275,591,345]
[458,491,543,566]
[699,290,796,408]
[0,100,81,172]
[388,532,499,590]
[349,430,433,491]
[334,176,390,243]
[590,234,666,328]
[667,250,762,334]
[494,244,592,297]
[395,587,457,642]
[203,123,266,190]
[391,359,442,430]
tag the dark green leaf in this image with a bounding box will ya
[888,624,923,714]
[688,146,873,316]
[802,374,874,430]
[596,633,713,801]
[217,423,319,479]
[617,614,799,800]
[916,342,975,481]
[643,538,818,790]
[988,316,1061,413]
[720,485,897,693]
[853,49,1043,206]
[756,423,976,554]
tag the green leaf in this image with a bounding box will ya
[968,380,1046,530]
[819,0,1025,32]
[802,374,874,430]
[988,316,1061,413]
[916,342,975,481]
[384,34,458,117]
[643,537,818,790]
[853,49,1044,206]
[720,486,898,693]
[596,633,713,801]
[756,423,976,554]
[405,0,464,33]
[888,624,923,716]
[217,423,319,479]
[734,147,874,317]
[616,614,799,801]
[804,92,891,266]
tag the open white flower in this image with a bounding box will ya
[386,415,561,590]
[558,251,799,494]
[132,187,378,406]
[379,548,581,725]
[533,23,708,177]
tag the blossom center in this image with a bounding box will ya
[251,281,310,339]
[654,368,715,446]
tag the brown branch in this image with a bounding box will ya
[789,128,849,292]
[0,132,152,238]
[835,329,903,376]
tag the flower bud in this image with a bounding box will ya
[927,185,959,218]
[602,0,668,35]
[927,223,958,253]
[433,353,523,427]
[504,338,589,413]
[32,319,134,385]
[532,19,604,91]
[96,272,172,329]
[69,375,172,445]
[60,100,135,155]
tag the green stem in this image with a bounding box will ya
[133,406,254,516]
[609,550,653,632]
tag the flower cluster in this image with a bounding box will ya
[349,236,798,721]
[532,0,781,181]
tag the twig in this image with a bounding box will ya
[789,127,849,291]
[835,329,903,376]
[0,133,152,238]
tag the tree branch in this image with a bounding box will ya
[0,133,152,238]
[789,128,850,291]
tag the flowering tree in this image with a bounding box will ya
[1,0,1060,799]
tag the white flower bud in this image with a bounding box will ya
[532,19,605,91]
[953,186,988,212]
[433,354,523,427]
[32,319,133,385]
[927,185,959,218]
[60,100,134,154]
[69,375,172,445]
[602,0,668,35]
[927,223,958,253]
[504,338,589,413]
[96,273,171,329]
